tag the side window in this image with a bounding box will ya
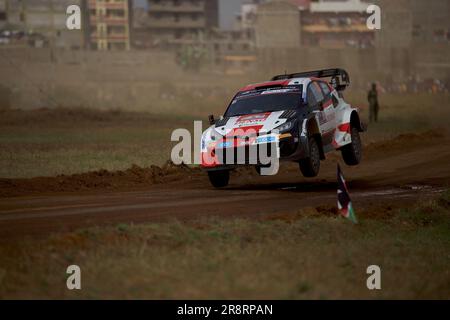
[319,82,331,97]
[307,82,324,108]
[332,94,339,108]
[307,87,316,107]
[319,81,339,107]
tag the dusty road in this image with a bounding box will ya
[1,132,449,239]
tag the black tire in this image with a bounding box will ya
[341,126,362,166]
[299,137,321,178]
[208,170,230,188]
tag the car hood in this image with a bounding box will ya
[214,111,295,137]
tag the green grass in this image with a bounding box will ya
[0,93,449,178]
[0,127,171,178]
[0,109,201,178]
[0,191,449,299]
[347,92,450,141]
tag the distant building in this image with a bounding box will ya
[84,0,132,51]
[288,0,310,11]
[374,0,412,49]
[301,0,374,48]
[373,0,450,47]
[145,0,219,49]
[131,6,153,49]
[5,0,84,49]
[236,2,258,31]
[254,1,301,48]
[408,0,450,79]
[374,0,449,48]
[410,0,450,45]
[238,0,374,49]
[207,29,256,75]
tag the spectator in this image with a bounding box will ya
[368,83,380,123]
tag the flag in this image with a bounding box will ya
[337,164,358,224]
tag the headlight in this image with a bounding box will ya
[274,120,295,133]
[201,127,223,152]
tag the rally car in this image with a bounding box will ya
[201,69,365,188]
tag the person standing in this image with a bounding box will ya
[368,83,379,123]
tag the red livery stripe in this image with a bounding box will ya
[338,123,351,133]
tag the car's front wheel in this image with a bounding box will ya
[208,170,230,188]
[299,136,321,178]
[341,126,362,166]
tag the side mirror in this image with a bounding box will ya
[208,114,216,125]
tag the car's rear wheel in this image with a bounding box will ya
[208,170,230,188]
[341,126,362,166]
[299,137,321,178]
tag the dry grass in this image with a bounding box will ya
[0,191,449,300]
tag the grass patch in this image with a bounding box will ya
[0,108,201,178]
[0,191,449,299]
[0,93,449,178]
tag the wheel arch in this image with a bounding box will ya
[301,117,325,160]
[349,110,364,132]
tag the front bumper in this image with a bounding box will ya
[201,133,301,169]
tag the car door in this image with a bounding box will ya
[318,81,337,137]
[307,81,335,145]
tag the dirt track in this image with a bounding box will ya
[0,131,449,239]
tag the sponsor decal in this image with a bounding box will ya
[228,125,264,135]
[256,136,276,144]
[261,89,294,95]
[171,120,280,175]
[317,111,327,125]
[217,141,232,148]
[236,113,270,125]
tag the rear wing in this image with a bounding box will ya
[271,68,350,91]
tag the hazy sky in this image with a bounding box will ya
[134,0,244,30]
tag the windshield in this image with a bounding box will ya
[225,87,303,117]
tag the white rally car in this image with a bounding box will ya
[201,69,365,188]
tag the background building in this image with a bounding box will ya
[207,28,255,75]
[4,0,84,49]
[410,0,450,46]
[302,0,374,48]
[145,0,219,49]
[132,3,153,48]
[254,1,301,48]
[84,0,132,51]
[374,0,412,49]
[409,0,450,79]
